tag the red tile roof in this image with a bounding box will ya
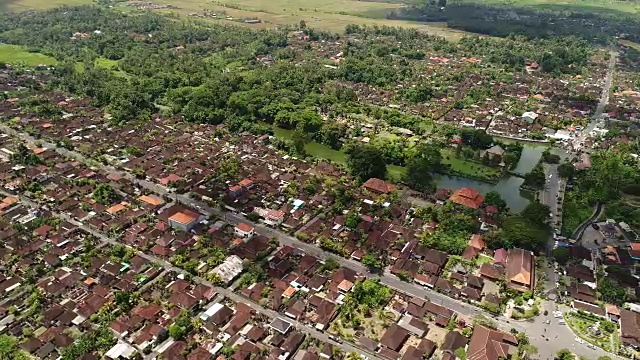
[363,178,396,194]
[468,234,485,250]
[236,223,254,232]
[449,187,484,209]
[467,325,517,360]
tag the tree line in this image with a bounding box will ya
[388,0,640,44]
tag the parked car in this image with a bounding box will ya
[591,223,600,230]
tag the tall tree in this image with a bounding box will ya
[558,162,575,178]
[523,164,546,190]
[552,246,570,265]
[556,349,575,360]
[484,191,507,212]
[344,143,387,182]
[583,150,637,202]
[521,202,551,228]
[404,143,442,192]
[501,216,547,251]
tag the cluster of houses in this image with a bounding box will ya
[5,58,639,359]
[554,237,640,354]
[252,32,610,142]
[235,243,524,360]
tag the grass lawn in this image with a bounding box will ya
[441,149,502,182]
[272,126,347,164]
[74,57,129,78]
[475,254,493,266]
[95,57,119,70]
[0,44,57,66]
[620,40,640,51]
[272,126,409,179]
[565,312,618,352]
[387,164,407,182]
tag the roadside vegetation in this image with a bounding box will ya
[565,310,619,353]
[561,149,639,236]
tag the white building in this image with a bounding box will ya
[264,210,285,227]
[212,255,244,284]
[522,111,539,123]
[234,223,255,239]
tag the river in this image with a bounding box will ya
[272,127,549,213]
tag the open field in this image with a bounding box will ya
[0,0,89,12]
[0,0,471,39]
[158,1,467,38]
[474,0,640,14]
[0,44,57,66]
[2,0,638,39]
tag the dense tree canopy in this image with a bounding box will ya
[580,150,639,202]
[92,183,117,205]
[523,163,546,190]
[389,1,640,45]
[558,162,575,179]
[500,216,548,251]
[552,246,570,265]
[521,202,551,228]
[597,276,628,306]
[484,191,507,212]
[344,143,387,182]
[0,335,32,360]
[404,142,442,192]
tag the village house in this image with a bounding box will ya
[168,210,200,232]
[362,178,396,195]
[449,188,485,209]
[466,325,518,360]
[234,223,255,239]
[506,248,535,292]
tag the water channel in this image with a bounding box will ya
[272,127,549,213]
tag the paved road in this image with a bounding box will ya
[588,49,618,133]
[1,190,380,360]
[525,301,624,360]
[571,203,604,240]
[0,125,619,359]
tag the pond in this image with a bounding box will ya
[272,127,547,213]
[512,143,546,174]
[435,175,535,213]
